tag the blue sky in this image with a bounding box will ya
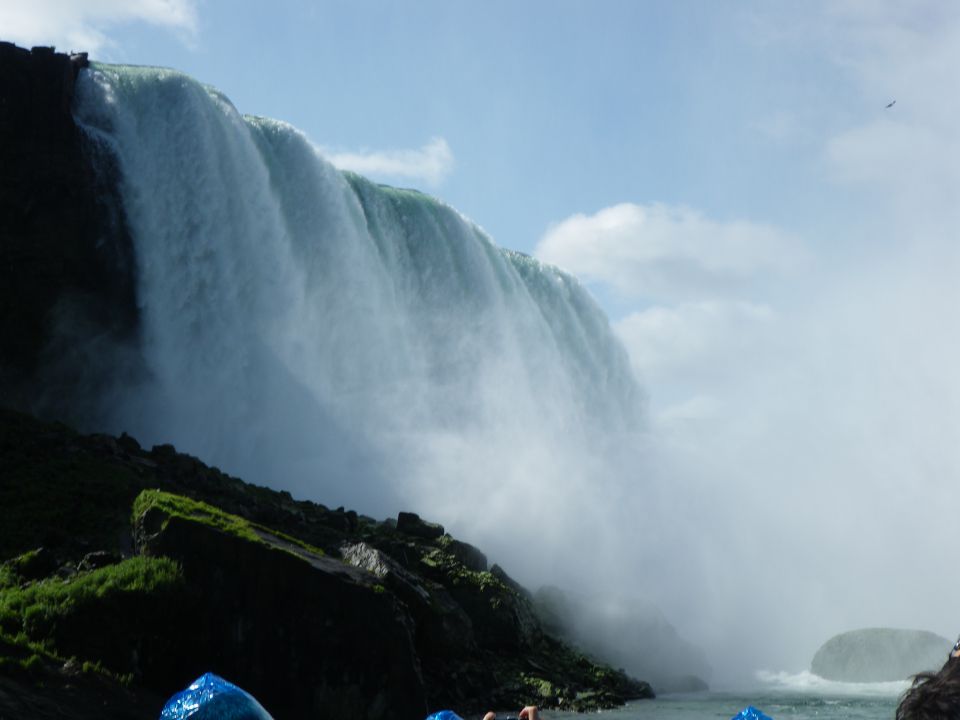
[4,1,862,251]
[7,1,960,673]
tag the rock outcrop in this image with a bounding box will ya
[0,43,139,423]
[811,628,951,682]
[133,491,427,719]
[0,408,653,717]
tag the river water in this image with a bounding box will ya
[544,673,906,720]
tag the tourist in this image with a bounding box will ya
[427,705,541,720]
[483,706,540,720]
[895,637,960,719]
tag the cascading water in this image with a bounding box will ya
[71,63,644,583]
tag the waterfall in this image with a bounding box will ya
[72,64,643,572]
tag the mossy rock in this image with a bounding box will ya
[0,555,187,685]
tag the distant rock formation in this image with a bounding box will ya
[811,628,951,682]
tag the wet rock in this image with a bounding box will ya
[397,511,444,539]
[4,547,58,580]
[447,539,487,572]
[134,492,428,720]
[78,550,121,571]
[0,43,138,419]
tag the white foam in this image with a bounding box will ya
[755,669,909,698]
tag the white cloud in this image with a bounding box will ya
[0,0,198,54]
[535,202,803,302]
[324,137,454,187]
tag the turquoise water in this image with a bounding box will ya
[606,693,894,720]
[541,692,897,720]
[541,675,906,720]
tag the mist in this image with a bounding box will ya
[531,2,960,685]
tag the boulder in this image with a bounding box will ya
[3,547,58,581]
[811,628,952,682]
[340,541,477,659]
[447,539,487,572]
[133,491,428,720]
[396,511,444,539]
[78,550,121,571]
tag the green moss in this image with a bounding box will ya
[132,489,325,557]
[0,625,62,681]
[0,564,17,590]
[80,658,134,686]
[0,556,181,650]
[516,674,556,699]
[133,489,260,543]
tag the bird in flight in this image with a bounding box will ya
[885,100,896,109]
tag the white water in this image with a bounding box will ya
[71,64,647,591]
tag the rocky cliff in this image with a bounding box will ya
[0,42,138,425]
[0,408,653,718]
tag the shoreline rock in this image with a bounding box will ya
[0,407,653,717]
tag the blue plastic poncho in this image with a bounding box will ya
[731,706,774,720]
[425,712,464,720]
[160,673,273,720]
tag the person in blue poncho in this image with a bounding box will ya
[165,673,545,720]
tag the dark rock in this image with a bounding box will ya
[134,494,428,720]
[0,407,656,715]
[0,666,164,720]
[341,540,477,661]
[448,538,487,572]
[56,564,78,580]
[78,550,121,571]
[340,541,432,608]
[117,432,141,454]
[397,511,444,539]
[0,43,139,423]
[491,563,529,598]
[4,547,58,580]
[150,443,178,459]
[446,569,540,652]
